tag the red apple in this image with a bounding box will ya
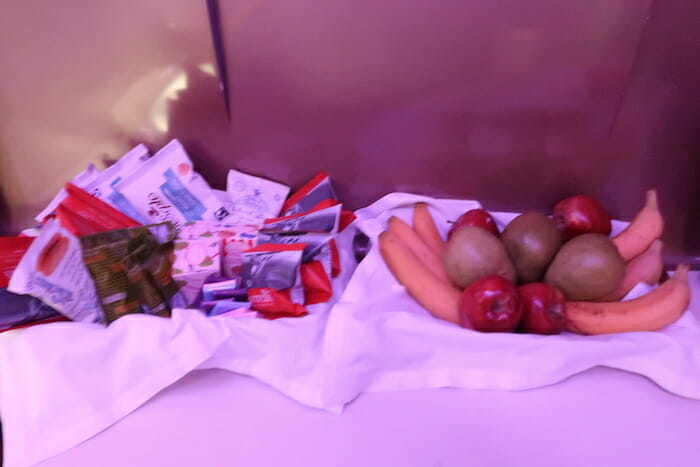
[518,282,566,335]
[460,275,522,332]
[448,208,499,239]
[552,195,612,241]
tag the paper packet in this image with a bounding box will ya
[114,139,232,232]
[8,219,102,323]
[179,221,258,278]
[226,169,290,225]
[82,144,150,223]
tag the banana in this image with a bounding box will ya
[599,239,664,301]
[387,216,450,282]
[612,190,664,261]
[566,264,690,335]
[378,230,462,325]
[413,203,445,255]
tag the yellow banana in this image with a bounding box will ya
[566,264,690,335]
[612,190,664,261]
[599,239,664,301]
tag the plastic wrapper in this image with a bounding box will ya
[0,289,60,332]
[263,199,342,233]
[57,183,141,236]
[35,163,101,223]
[80,223,180,323]
[242,243,307,318]
[280,171,337,216]
[0,236,34,287]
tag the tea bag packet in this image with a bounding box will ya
[8,219,102,323]
[35,163,101,222]
[114,139,232,232]
[226,169,290,225]
[280,171,337,216]
[241,243,307,318]
[262,200,342,233]
[82,144,150,223]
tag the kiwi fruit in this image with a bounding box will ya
[545,233,624,301]
[501,212,562,283]
[443,226,516,288]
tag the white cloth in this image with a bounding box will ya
[1,193,699,467]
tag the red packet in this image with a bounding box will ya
[281,171,337,216]
[263,200,342,233]
[0,236,34,287]
[300,261,333,305]
[59,183,141,236]
[329,238,341,278]
[242,243,307,317]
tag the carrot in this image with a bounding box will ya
[413,203,445,255]
[379,231,463,325]
[387,216,450,282]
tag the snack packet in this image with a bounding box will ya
[241,243,307,318]
[257,230,333,273]
[35,163,101,222]
[8,219,102,323]
[114,139,232,232]
[257,231,335,304]
[179,221,258,278]
[82,144,150,223]
[300,261,333,305]
[0,289,60,331]
[202,299,252,317]
[57,183,141,236]
[80,223,180,323]
[0,236,34,287]
[280,171,337,216]
[262,200,342,233]
[226,169,290,225]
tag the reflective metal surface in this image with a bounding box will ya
[0,0,228,232]
[0,0,698,260]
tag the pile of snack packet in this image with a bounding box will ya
[0,139,356,331]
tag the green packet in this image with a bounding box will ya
[80,223,181,324]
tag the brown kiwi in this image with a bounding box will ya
[501,212,562,283]
[443,226,516,288]
[544,233,624,301]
